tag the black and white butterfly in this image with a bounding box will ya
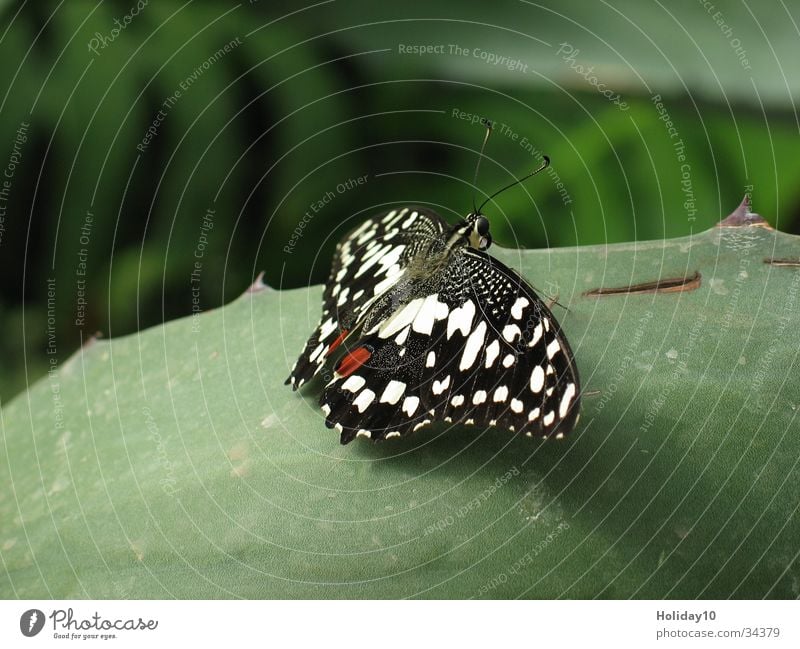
[286,162,580,444]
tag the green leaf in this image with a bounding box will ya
[2,215,799,598]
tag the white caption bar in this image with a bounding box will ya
[0,600,797,648]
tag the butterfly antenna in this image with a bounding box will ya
[478,155,550,213]
[472,120,493,213]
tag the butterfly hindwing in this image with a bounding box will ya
[320,247,580,443]
[286,206,448,388]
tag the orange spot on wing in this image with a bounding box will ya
[326,329,349,356]
[336,347,372,378]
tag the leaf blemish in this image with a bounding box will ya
[227,441,249,461]
[260,413,279,428]
[583,271,701,296]
[709,278,728,295]
[130,541,144,562]
[764,258,800,267]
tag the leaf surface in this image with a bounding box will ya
[2,220,799,598]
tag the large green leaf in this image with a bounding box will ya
[3,1,800,405]
[2,212,799,598]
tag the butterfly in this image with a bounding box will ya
[286,156,580,445]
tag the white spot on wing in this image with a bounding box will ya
[360,243,384,262]
[510,398,523,413]
[450,394,465,407]
[472,390,487,405]
[493,386,509,402]
[375,244,405,276]
[309,343,325,362]
[373,269,404,296]
[402,396,420,416]
[319,317,338,340]
[356,228,376,245]
[384,208,407,227]
[530,366,545,393]
[377,297,424,338]
[446,300,475,339]
[380,380,406,404]
[484,339,500,368]
[354,244,394,279]
[503,324,521,342]
[342,375,365,392]
[426,351,436,367]
[528,323,543,347]
[401,211,418,228]
[559,382,576,418]
[511,297,529,319]
[546,338,561,359]
[543,411,555,426]
[460,321,487,371]
[432,375,451,395]
[502,354,515,368]
[412,294,449,335]
[354,389,376,413]
[394,325,410,345]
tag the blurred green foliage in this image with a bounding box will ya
[1,0,798,401]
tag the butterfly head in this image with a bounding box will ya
[462,212,492,251]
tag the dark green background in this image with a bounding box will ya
[1,0,799,401]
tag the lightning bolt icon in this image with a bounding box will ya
[28,611,38,632]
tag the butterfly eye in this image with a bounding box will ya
[475,216,490,236]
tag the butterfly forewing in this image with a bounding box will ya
[286,207,447,388]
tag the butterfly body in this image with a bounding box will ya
[286,206,580,444]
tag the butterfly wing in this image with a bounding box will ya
[320,247,581,443]
[286,206,448,388]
